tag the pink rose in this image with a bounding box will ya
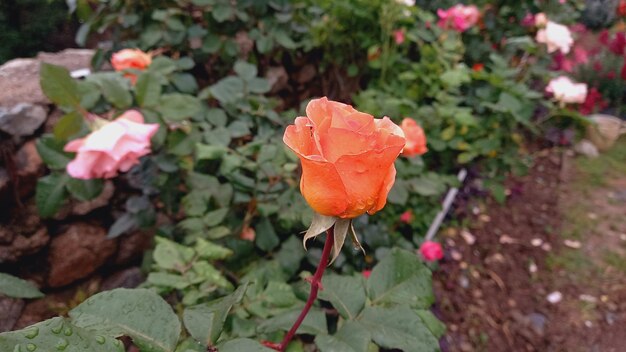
[437,5,480,32]
[536,21,573,54]
[394,29,406,45]
[534,13,548,27]
[420,241,444,262]
[545,76,588,104]
[399,210,413,223]
[64,111,160,179]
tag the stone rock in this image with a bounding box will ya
[0,227,49,264]
[266,66,289,94]
[296,64,316,84]
[574,139,599,158]
[53,181,115,220]
[0,49,94,108]
[0,103,47,136]
[16,140,44,197]
[101,267,144,291]
[0,168,8,204]
[113,230,153,266]
[0,296,25,332]
[47,223,116,287]
[72,181,115,215]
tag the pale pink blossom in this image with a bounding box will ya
[394,29,406,45]
[437,5,480,32]
[64,111,160,179]
[535,13,548,27]
[546,76,588,104]
[536,21,573,54]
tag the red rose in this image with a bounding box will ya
[419,241,444,262]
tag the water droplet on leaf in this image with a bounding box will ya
[95,336,106,344]
[25,343,36,352]
[24,327,39,339]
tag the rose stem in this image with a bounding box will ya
[273,226,335,351]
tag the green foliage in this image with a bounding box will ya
[0,273,44,299]
[27,0,578,349]
[2,250,440,351]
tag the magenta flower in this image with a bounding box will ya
[437,5,480,33]
[420,241,444,262]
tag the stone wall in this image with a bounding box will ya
[0,49,150,331]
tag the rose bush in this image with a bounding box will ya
[5,1,601,351]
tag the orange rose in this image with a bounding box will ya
[111,49,152,84]
[400,118,428,157]
[283,98,406,219]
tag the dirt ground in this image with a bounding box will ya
[433,138,626,352]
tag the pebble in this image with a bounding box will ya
[620,234,626,241]
[579,294,597,303]
[587,213,598,220]
[451,250,463,261]
[500,235,517,244]
[459,275,470,289]
[542,243,552,251]
[547,291,563,304]
[460,229,476,245]
[529,262,538,273]
[531,238,543,247]
[584,320,593,328]
[605,312,616,325]
[479,214,491,222]
[564,239,582,249]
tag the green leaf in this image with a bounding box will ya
[36,135,73,170]
[212,4,233,22]
[107,213,137,239]
[415,309,446,339]
[203,208,229,227]
[66,178,104,201]
[258,308,327,335]
[40,63,81,108]
[234,61,257,81]
[263,281,297,307]
[153,237,195,270]
[387,179,409,205]
[135,72,162,107]
[53,111,85,141]
[195,144,227,160]
[78,80,101,110]
[36,174,69,218]
[358,306,439,352]
[209,76,244,104]
[218,338,273,352]
[255,217,279,251]
[315,321,371,352]
[159,94,202,122]
[275,236,305,276]
[0,317,124,352]
[319,274,365,320]
[194,238,232,260]
[183,283,248,346]
[247,78,271,94]
[69,288,181,352]
[97,74,132,108]
[0,273,44,298]
[367,248,434,308]
[172,73,199,94]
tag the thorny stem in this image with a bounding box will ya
[265,226,335,351]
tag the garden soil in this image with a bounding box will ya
[434,147,626,352]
